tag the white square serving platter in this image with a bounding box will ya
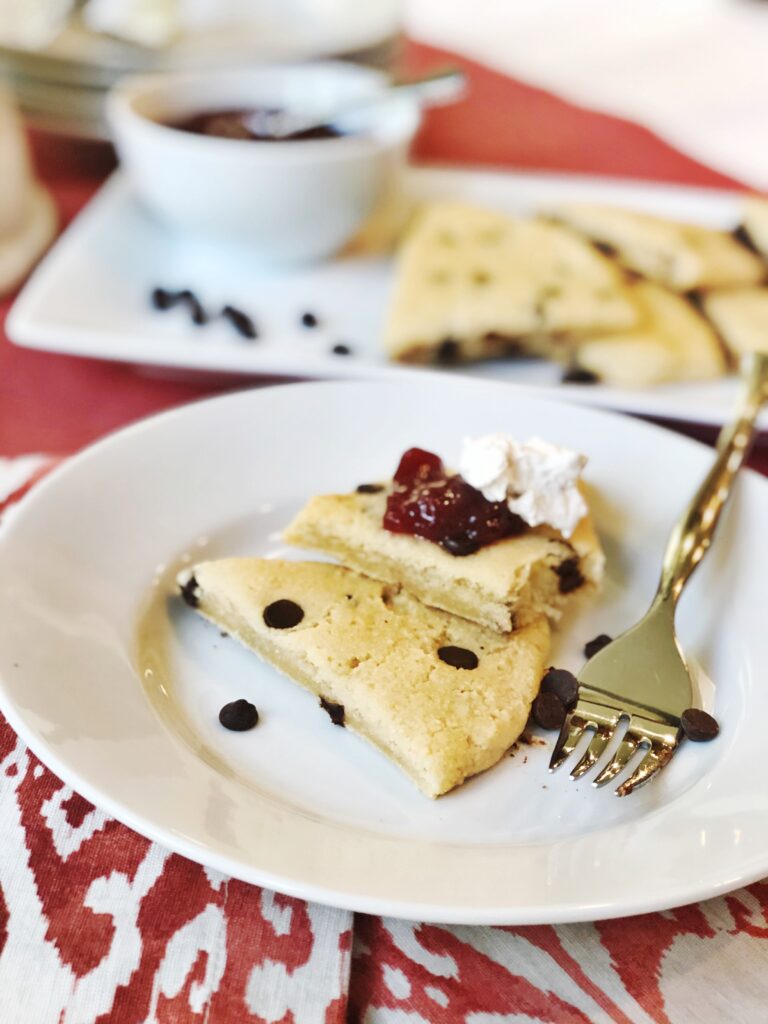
[8,167,766,429]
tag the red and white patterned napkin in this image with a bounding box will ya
[2,455,768,1024]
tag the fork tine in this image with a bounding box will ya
[549,711,586,772]
[616,744,673,797]
[593,733,638,787]
[570,726,614,779]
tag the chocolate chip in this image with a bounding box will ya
[150,286,209,324]
[437,645,479,670]
[540,667,578,707]
[301,311,319,328]
[320,697,345,726]
[151,287,177,310]
[440,533,480,557]
[592,240,618,259]
[356,483,384,494]
[436,338,460,364]
[332,343,352,356]
[532,691,567,730]
[219,699,259,731]
[584,634,612,659]
[263,599,304,629]
[190,303,208,326]
[180,575,200,608]
[483,332,523,356]
[731,223,760,255]
[472,269,491,285]
[222,305,258,339]
[562,366,600,385]
[554,557,584,593]
[681,708,720,742]
[684,289,706,314]
[178,290,208,325]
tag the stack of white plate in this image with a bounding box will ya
[0,5,401,139]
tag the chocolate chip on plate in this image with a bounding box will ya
[301,311,319,328]
[532,691,567,731]
[219,699,259,731]
[332,343,352,356]
[320,697,345,726]
[554,557,585,594]
[222,305,258,339]
[540,667,578,707]
[437,645,479,670]
[356,483,384,494]
[178,289,208,325]
[681,708,720,742]
[263,599,304,629]
[179,574,200,608]
[151,286,178,310]
[584,634,613,659]
[562,366,600,385]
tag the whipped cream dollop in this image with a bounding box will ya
[459,433,587,537]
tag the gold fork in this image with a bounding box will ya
[550,352,768,795]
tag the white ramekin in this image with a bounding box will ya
[107,62,420,263]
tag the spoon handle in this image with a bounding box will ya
[269,68,466,139]
[386,68,467,108]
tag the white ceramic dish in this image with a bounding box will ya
[9,167,767,429]
[1,378,767,924]
[107,63,419,260]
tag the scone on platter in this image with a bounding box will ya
[702,287,768,357]
[383,201,639,365]
[550,203,765,291]
[572,280,727,387]
[741,197,768,260]
[178,558,550,798]
[285,440,604,634]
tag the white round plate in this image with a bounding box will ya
[0,379,766,925]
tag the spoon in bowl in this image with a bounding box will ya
[245,67,466,140]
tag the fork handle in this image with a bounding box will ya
[657,352,768,605]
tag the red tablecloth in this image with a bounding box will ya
[2,38,768,1024]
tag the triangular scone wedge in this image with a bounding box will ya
[179,559,550,799]
[284,486,604,633]
[383,201,639,365]
[573,281,727,387]
[741,197,768,259]
[550,204,765,291]
[703,286,768,356]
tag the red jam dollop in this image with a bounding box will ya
[383,447,525,556]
